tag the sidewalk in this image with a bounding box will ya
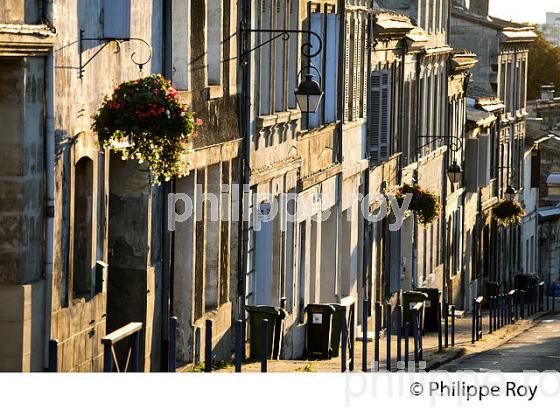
[181,309,551,373]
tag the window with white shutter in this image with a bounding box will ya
[307,11,339,128]
[324,13,339,124]
[369,70,392,163]
[207,0,223,85]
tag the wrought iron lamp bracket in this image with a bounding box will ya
[416,135,464,157]
[239,21,323,66]
[78,29,152,79]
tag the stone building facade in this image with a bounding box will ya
[170,0,242,367]
[451,0,536,293]
[0,0,166,371]
[0,0,546,371]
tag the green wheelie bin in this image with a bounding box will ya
[245,305,287,360]
[305,304,336,359]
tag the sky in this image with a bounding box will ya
[489,0,560,24]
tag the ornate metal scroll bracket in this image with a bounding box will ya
[78,29,152,79]
[239,20,323,66]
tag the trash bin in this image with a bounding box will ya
[245,305,287,360]
[515,274,539,303]
[416,288,441,332]
[401,291,428,331]
[305,304,336,359]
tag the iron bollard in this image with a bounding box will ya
[169,316,177,372]
[451,305,456,346]
[437,301,443,352]
[261,319,268,373]
[235,319,242,373]
[205,319,213,373]
[374,303,381,371]
[362,300,368,372]
[471,298,476,343]
[413,310,419,365]
[404,321,410,370]
[341,311,348,373]
[386,304,391,371]
[396,305,402,364]
[444,302,449,348]
[48,339,58,372]
[554,282,556,312]
[500,294,504,328]
[489,296,494,334]
[520,290,525,319]
[349,306,355,371]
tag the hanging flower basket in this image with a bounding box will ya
[396,184,441,224]
[93,74,201,184]
[492,199,525,226]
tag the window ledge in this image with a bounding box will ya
[257,110,301,130]
[204,85,223,100]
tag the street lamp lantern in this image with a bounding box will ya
[505,185,518,201]
[447,160,462,184]
[295,73,324,113]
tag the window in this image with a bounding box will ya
[257,1,300,116]
[369,70,392,163]
[308,9,339,127]
[172,0,191,90]
[103,0,131,39]
[207,0,222,85]
[297,221,306,323]
[73,157,94,298]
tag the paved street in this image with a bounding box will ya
[439,313,560,372]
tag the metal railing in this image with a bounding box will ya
[102,322,143,372]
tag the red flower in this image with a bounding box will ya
[167,87,178,99]
[195,118,204,126]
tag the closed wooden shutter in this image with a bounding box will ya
[344,19,351,122]
[308,12,323,128]
[324,13,339,124]
[369,70,392,162]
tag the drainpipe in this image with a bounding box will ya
[238,0,252,342]
[161,0,173,371]
[43,0,56,370]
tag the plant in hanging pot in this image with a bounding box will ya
[492,199,525,226]
[93,74,201,185]
[395,183,441,224]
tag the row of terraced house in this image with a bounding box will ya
[0,0,548,371]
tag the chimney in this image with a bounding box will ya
[541,84,556,100]
[469,0,489,16]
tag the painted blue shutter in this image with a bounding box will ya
[308,12,323,128]
[104,0,131,39]
[324,13,339,124]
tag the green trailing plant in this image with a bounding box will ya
[396,184,441,224]
[492,199,525,226]
[93,74,202,184]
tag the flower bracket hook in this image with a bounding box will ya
[78,29,152,79]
